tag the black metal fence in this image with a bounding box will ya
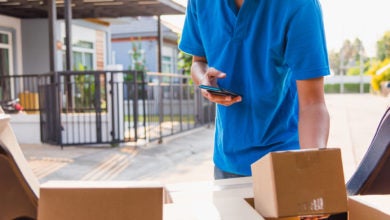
[0,71,215,146]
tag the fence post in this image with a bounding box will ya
[158,73,163,144]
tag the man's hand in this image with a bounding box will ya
[199,68,242,106]
[191,56,241,106]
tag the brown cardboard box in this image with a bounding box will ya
[251,148,347,218]
[348,195,390,220]
[38,181,164,220]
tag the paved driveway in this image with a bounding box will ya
[19,94,389,184]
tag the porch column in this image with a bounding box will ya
[64,0,73,109]
[157,15,163,143]
[48,0,62,145]
[48,0,57,76]
[157,16,163,73]
[64,0,73,71]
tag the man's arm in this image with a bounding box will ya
[296,77,330,149]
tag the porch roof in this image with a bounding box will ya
[0,0,185,19]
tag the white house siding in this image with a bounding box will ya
[0,14,23,75]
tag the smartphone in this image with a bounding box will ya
[198,85,240,97]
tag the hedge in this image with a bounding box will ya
[324,83,371,93]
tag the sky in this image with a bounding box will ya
[163,0,390,57]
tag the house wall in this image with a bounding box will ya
[0,14,23,75]
[66,20,111,70]
[21,19,60,74]
[162,42,179,73]
[112,39,179,73]
[20,19,111,74]
[112,39,157,71]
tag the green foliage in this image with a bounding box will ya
[324,83,371,93]
[75,74,95,109]
[177,34,192,76]
[346,60,370,76]
[177,50,192,75]
[347,67,361,76]
[130,41,146,71]
[126,40,146,82]
[74,63,96,110]
[376,31,390,61]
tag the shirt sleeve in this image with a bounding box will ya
[285,0,330,80]
[178,0,206,57]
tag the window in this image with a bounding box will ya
[62,40,95,70]
[73,40,94,70]
[0,31,11,76]
[162,56,172,73]
[0,31,13,100]
[162,46,176,74]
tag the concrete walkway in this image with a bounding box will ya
[19,94,390,184]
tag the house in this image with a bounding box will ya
[0,17,111,75]
[0,0,190,146]
[110,16,181,74]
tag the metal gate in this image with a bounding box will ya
[38,71,145,146]
[37,70,207,146]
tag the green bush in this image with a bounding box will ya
[324,83,371,93]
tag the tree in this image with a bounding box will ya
[352,38,364,62]
[129,40,146,72]
[125,40,146,83]
[330,38,366,76]
[328,50,341,75]
[376,31,390,61]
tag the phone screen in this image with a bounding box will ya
[198,85,240,97]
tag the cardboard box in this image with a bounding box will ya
[38,181,164,220]
[251,148,347,218]
[348,195,390,220]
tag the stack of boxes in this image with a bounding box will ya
[36,148,388,219]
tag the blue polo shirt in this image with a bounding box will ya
[179,0,330,175]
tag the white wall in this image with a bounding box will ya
[8,114,41,144]
[324,75,371,84]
